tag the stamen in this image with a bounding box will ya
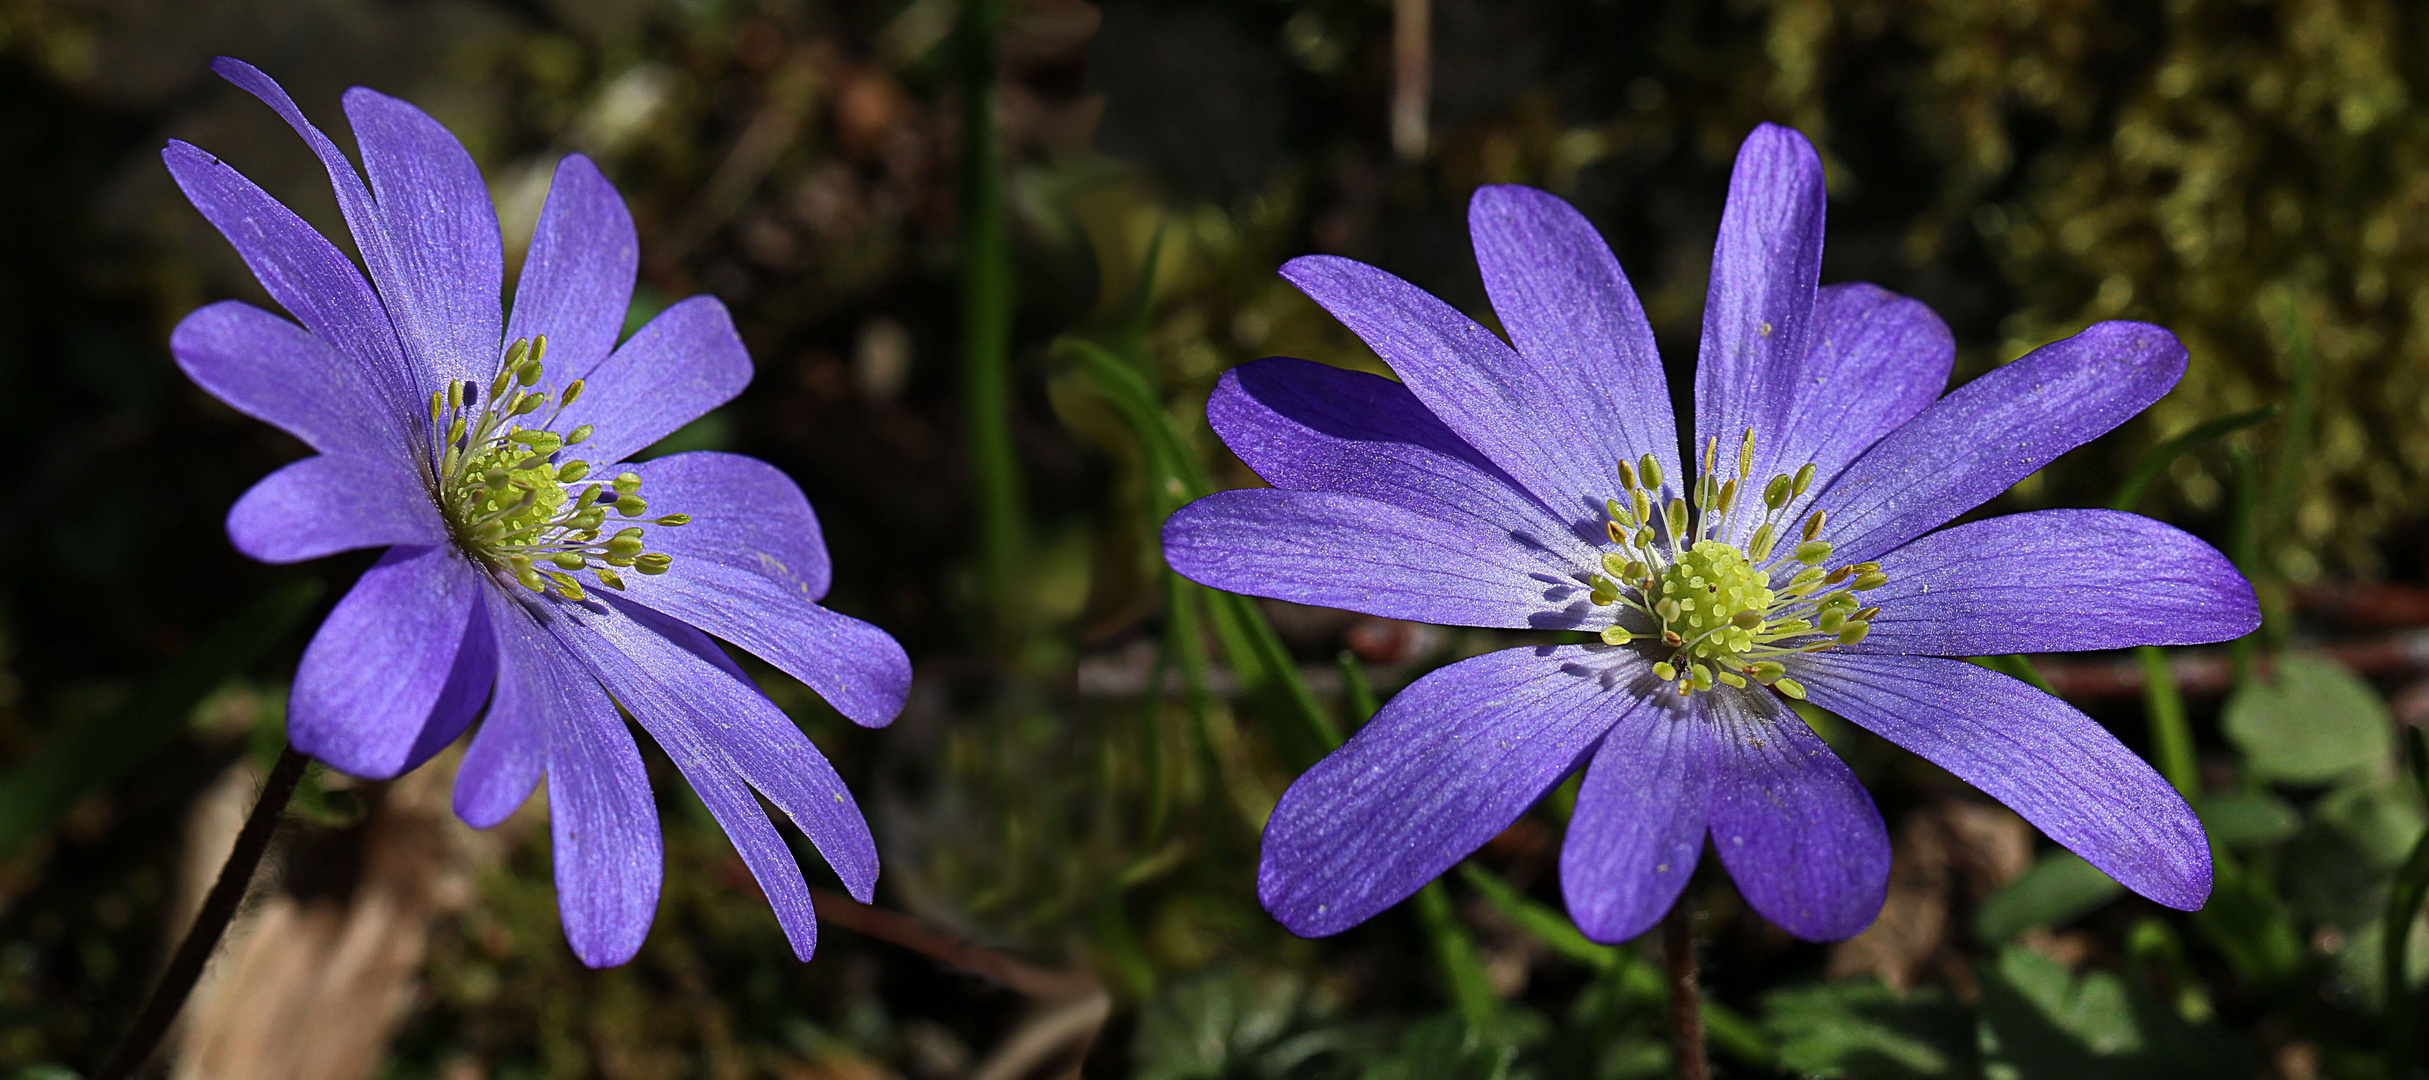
[1580,429,1887,700]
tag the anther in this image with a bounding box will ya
[1795,540,1833,564]
[1802,510,1826,541]
[568,425,594,445]
[1792,462,1816,497]
[1638,454,1664,491]
[1763,474,1792,509]
[1616,459,1637,491]
[1774,678,1807,700]
[1600,626,1635,645]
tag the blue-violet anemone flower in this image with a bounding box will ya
[1163,123,2257,943]
[163,58,911,967]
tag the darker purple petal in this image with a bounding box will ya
[1280,255,1658,526]
[1560,701,1712,943]
[557,296,751,465]
[1164,489,1591,631]
[1695,124,1827,481]
[507,154,637,382]
[225,453,442,564]
[1207,357,1592,555]
[1258,645,1645,936]
[340,86,505,390]
[287,546,481,779]
[1854,509,2258,656]
[1811,321,2188,563]
[1706,687,1889,941]
[1794,653,2210,910]
[171,301,410,459]
[1468,184,1683,506]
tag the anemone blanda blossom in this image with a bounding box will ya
[163,58,910,967]
[1163,123,2257,943]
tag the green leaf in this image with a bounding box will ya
[2284,780,2425,926]
[1763,979,1974,1079]
[2223,653,2389,784]
[1977,947,2251,1080]
[1975,852,2126,943]
[0,581,320,860]
[1132,968,1313,1080]
[2198,790,2302,848]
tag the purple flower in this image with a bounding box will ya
[1163,124,2257,943]
[163,59,911,967]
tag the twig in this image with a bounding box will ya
[97,747,309,1080]
[808,888,1097,1001]
[1664,899,1709,1080]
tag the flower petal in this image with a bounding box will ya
[547,597,879,909]
[1748,283,1954,538]
[1258,645,1644,936]
[454,587,556,828]
[508,154,637,383]
[557,296,751,465]
[1559,698,1712,943]
[1280,255,1661,527]
[1468,184,1682,505]
[340,86,505,390]
[485,596,662,968]
[160,140,423,438]
[1164,488,1591,631]
[1695,124,1827,486]
[170,301,411,458]
[226,453,443,564]
[619,451,831,602]
[1811,321,2188,563]
[1208,357,1593,559]
[1853,509,2258,656]
[399,596,496,775]
[1794,652,2210,910]
[287,545,482,779]
[603,454,902,728]
[1706,687,1890,941]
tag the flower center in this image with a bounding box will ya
[429,335,686,601]
[1584,430,1888,699]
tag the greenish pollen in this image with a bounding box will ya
[1587,429,1889,700]
[431,334,687,602]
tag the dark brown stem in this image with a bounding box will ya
[97,747,308,1080]
[809,888,1098,1001]
[1665,897,1710,1080]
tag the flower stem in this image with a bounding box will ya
[96,746,308,1080]
[956,0,1025,651]
[1664,897,1709,1080]
[2138,645,2198,798]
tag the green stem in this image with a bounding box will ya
[1338,648,1380,727]
[2388,829,2429,1069]
[957,0,1022,648]
[1665,899,1710,1080]
[1456,865,1775,1067]
[1412,880,1499,1031]
[2228,444,2263,685]
[2139,645,2198,799]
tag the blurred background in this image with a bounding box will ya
[4,0,2429,1076]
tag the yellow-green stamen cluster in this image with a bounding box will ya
[1586,429,1889,699]
[431,335,689,601]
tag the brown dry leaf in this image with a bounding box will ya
[172,751,521,1080]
